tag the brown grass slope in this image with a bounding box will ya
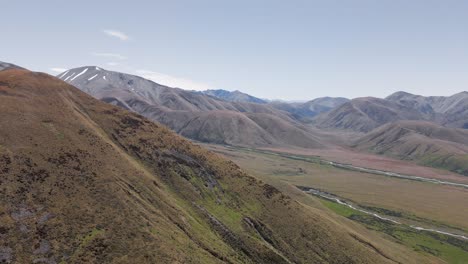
[354,120,468,175]
[313,97,428,133]
[58,67,324,148]
[0,69,415,263]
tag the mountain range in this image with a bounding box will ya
[314,91,468,132]
[0,63,431,263]
[55,66,468,176]
[386,91,468,129]
[353,120,468,175]
[313,97,429,133]
[57,66,325,149]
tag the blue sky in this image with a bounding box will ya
[2,0,468,100]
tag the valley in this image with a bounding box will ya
[2,66,442,263]
[203,144,468,263]
[1,61,467,263]
[311,193,468,264]
[4,1,468,263]
[55,64,468,263]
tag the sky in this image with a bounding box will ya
[2,0,468,100]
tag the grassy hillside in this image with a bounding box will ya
[0,69,421,263]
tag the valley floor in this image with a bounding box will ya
[202,143,468,264]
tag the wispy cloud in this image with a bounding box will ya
[136,70,213,91]
[50,67,68,73]
[103,29,129,41]
[92,52,127,60]
[106,62,120,66]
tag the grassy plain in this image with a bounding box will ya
[204,144,468,232]
[203,144,468,263]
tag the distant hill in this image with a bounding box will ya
[58,67,324,148]
[0,65,411,263]
[354,120,468,175]
[202,89,267,104]
[313,97,427,132]
[270,97,349,122]
[313,91,468,133]
[386,91,468,129]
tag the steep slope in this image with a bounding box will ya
[270,97,349,122]
[313,97,428,132]
[0,67,416,263]
[387,91,468,129]
[354,120,468,175]
[202,89,267,104]
[57,67,324,148]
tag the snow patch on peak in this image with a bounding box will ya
[70,68,88,81]
[88,74,99,81]
[64,72,76,82]
[58,70,69,79]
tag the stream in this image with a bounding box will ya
[302,186,468,241]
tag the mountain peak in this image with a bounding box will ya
[202,89,267,104]
[385,91,417,100]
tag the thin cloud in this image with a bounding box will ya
[136,70,213,91]
[50,68,68,73]
[92,52,127,60]
[106,62,120,66]
[103,29,129,41]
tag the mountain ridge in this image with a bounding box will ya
[312,97,428,132]
[57,66,325,148]
[386,91,468,128]
[201,89,267,104]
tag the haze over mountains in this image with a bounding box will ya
[1,63,431,263]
